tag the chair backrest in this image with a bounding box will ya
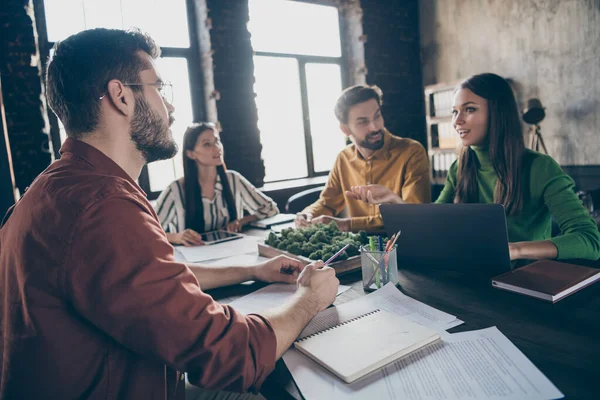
[285,186,325,214]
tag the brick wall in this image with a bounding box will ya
[0,0,52,193]
[360,0,427,147]
[205,0,266,187]
[0,0,427,194]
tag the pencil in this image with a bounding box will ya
[323,243,351,266]
[388,230,402,251]
[385,233,396,252]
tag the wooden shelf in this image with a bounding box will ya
[425,81,462,181]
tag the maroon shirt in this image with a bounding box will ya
[0,139,277,399]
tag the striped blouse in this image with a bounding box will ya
[155,170,279,233]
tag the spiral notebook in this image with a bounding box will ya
[294,308,441,383]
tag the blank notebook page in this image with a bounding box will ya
[294,309,440,383]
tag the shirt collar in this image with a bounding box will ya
[59,138,146,196]
[349,128,393,162]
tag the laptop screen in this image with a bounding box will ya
[379,203,511,275]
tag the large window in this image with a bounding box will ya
[37,0,200,198]
[248,0,346,182]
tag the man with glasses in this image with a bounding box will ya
[0,28,339,400]
[295,84,431,232]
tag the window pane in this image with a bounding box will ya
[45,0,86,42]
[248,0,341,57]
[147,57,194,192]
[82,0,123,31]
[253,56,307,181]
[44,0,190,48]
[305,63,345,173]
[121,0,189,48]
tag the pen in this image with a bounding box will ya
[323,243,351,266]
[385,233,396,253]
[383,230,401,283]
[389,230,401,249]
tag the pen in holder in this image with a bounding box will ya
[360,245,398,291]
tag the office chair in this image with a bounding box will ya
[285,186,325,214]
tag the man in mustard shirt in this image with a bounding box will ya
[295,84,431,232]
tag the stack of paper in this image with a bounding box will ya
[226,283,351,315]
[283,283,563,400]
[174,235,261,263]
[285,326,563,399]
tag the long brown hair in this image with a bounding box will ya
[182,123,237,232]
[454,73,525,215]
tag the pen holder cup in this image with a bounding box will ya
[360,245,398,291]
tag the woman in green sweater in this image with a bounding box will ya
[346,73,600,261]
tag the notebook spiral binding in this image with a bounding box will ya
[296,309,381,342]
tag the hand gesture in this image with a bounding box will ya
[254,255,305,284]
[296,261,339,312]
[345,184,403,205]
[173,229,205,247]
[294,212,313,228]
[310,215,351,232]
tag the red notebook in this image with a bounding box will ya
[491,260,600,303]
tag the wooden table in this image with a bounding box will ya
[207,248,600,400]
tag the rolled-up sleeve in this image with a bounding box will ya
[65,194,277,392]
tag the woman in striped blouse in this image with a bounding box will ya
[156,122,279,246]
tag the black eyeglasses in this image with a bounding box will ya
[99,81,173,104]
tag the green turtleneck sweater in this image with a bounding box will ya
[435,147,600,260]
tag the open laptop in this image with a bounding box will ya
[379,204,511,276]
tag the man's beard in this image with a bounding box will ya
[130,95,178,163]
[357,129,385,150]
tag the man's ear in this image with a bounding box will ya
[106,79,134,116]
[340,123,351,137]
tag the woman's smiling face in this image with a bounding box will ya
[452,88,489,147]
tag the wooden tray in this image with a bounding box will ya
[258,243,361,276]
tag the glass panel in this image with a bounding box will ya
[121,0,189,48]
[82,0,123,31]
[45,0,86,42]
[305,63,345,173]
[44,0,189,48]
[253,56,307,181]
[248,0,341,57]
[147,57,194,192]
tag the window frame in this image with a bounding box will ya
[33,0,206,200]
[252,4,349,183]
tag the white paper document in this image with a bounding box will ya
[284,284,562,400]
[294,283,462,348]
[226,283,351,315]
[285,327,563,400]
[202,254,270,267]
[174,235,260,262]
[363,283,464,331]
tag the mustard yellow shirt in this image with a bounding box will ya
[302,129,431,231]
